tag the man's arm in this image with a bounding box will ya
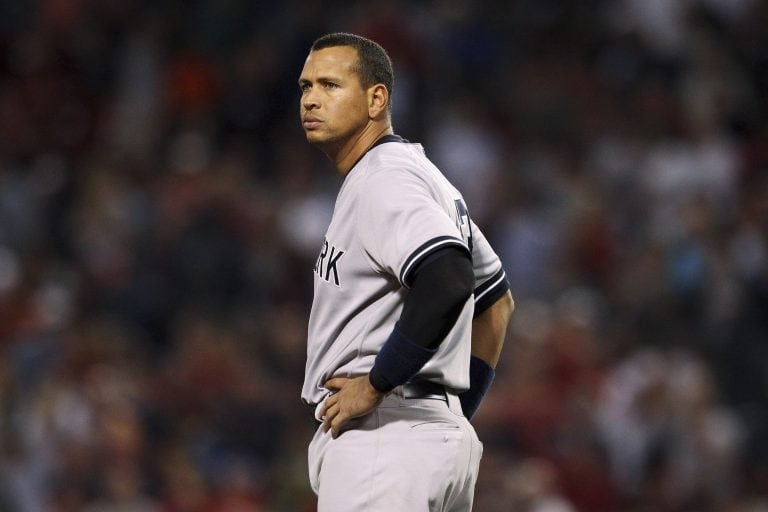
[459,290,514,419]
[471,290,514,368]
[322,247,474,437]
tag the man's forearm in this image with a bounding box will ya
[471,290,514,368]
[459,290,514,420]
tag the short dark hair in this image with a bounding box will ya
[311,33,394,110]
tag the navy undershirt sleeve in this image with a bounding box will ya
[368,246,475,392]
[398,246,475,349]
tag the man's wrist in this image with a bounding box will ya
[458,355,495,419]
[367,372,389,396]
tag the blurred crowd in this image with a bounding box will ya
[1,0,767,511]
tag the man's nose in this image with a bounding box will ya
[302,89,319,110]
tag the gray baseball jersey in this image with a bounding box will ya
[302,135,506,406]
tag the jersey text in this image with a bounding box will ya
[314,238,345,286]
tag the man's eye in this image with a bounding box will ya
[324,82,338,89]
[300,83,311,92]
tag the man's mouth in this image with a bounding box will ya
[303,116,322,129]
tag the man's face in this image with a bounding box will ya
[298,46,370,150]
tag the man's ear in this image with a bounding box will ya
[368,84,389,119]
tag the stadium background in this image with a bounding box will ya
[1,0,767,510]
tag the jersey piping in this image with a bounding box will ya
[473,268,510,317]
[400,235,470,288]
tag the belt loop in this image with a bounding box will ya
[446,391,464,416]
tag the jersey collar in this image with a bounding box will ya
[347,134,409,175]
[370,134,409,149]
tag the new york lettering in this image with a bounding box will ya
[314,238,345,286]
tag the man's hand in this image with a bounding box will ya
[321,375,386,438]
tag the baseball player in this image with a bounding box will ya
[299,33,514,511]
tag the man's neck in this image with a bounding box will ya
[331,122,394,176]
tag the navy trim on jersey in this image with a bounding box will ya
[401,236,470,288]
[473,268,510,317]
[370,134,409,149]
[348,134,409,174]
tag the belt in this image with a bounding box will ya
[400,381,447,401]
[309,381,448,421]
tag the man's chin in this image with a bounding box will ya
[304,130,326,144]
[305,131,339,151]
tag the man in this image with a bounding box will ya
[299,32,514,511]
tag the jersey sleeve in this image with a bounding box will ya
[357,168,470,288]
[469,219,510,317]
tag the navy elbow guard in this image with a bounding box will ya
[459,356,495,419]
[369,322,438,393]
